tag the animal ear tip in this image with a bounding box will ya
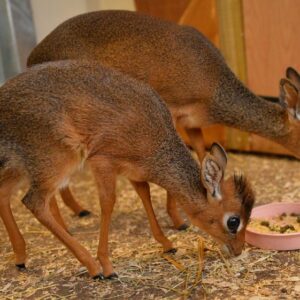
[286,66,299,78]
[280,78,290,88]
[211,142,226,155]
[210,143,217,152]
[280,78,286,86]
[211,142,222,149]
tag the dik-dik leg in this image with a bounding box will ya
[22,188,102,278]
[60,186,91,217]
[184,127,206,161]
[90,161,117,279]
[175,115,206,161]
[0,177,26,268]
[166,191,189,231]
[49,196,68,232]
[130,181,176,253]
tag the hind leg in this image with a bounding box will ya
[60,186,91,217]
[21,148,102,278]
[0,177,26,268]
[22,188,102,278]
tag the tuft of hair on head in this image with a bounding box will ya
[233,172,255,220]
[0,157,8,168]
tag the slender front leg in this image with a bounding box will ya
[0,179,26,268]
[130,181,175,253]
[90,163,117,279]
[166,191,189,231]
[184,127,206,161]
[60,186,90,217]
[49,196,68,232]
[22,189,102,278]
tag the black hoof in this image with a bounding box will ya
[92,273,104,280]
[104,272,118,280]
[78,210,91,217]
[177,223,189,231]
[164,248,177,254]
[16,263,26,270]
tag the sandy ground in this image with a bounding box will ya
[0,152,299,299]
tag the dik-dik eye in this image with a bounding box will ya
[227,216,240,234]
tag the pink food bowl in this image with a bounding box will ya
[245,202,300,250]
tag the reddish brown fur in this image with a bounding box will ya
[0,61,254,277]
[27,10,300,158]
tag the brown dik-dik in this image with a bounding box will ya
[0,60,254,278]
[27,10,300,159]
[27,11,300,225]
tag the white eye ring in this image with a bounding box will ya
[223,213,243,233]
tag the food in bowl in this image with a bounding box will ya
[248,213,300,234]
[245,203,300,250]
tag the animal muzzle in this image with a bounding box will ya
[223,242,243,256]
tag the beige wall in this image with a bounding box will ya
[30,0,135,42]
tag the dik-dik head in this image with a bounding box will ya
[191,143,255,256]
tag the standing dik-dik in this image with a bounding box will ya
[0,60,254,278]
[27,10,300,159]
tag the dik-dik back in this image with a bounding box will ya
[1,61,173,172]
[27,10,224,107]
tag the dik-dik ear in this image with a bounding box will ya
[201,143,227,201]
[279,78,300,120]
[286,67,300,90]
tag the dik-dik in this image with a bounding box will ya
[0,60,254,278]
[27,10,300,226]
[27,10,300,158]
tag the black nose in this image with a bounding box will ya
[227,216,240,234]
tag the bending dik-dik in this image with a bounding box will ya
[27,10,300,159]
[0,61,254,278]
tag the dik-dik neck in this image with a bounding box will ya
[210,74,289,141]
[149,138,206,211]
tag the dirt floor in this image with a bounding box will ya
[0,152,300,299]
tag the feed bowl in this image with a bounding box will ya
[245,202,300,250]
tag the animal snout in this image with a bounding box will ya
[231,246,243,256]
[223,242,243,256]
